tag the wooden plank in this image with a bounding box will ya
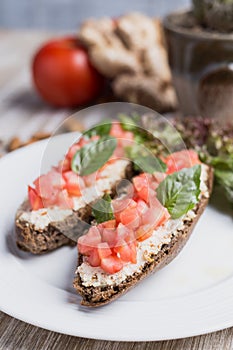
[0,311,233,350]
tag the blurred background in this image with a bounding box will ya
[0,0,190,30]
[0,0,232,152]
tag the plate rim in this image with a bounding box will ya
[0,135,233,341]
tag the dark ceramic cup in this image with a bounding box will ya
[163,11,233,122]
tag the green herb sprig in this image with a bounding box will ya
[71,136,117,176]
[157,165,201,219]
[92,194,114,224]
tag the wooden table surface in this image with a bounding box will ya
[0,30,233,350]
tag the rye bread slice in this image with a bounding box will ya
[73,166,214,307]
[15,163,133,254]
[15,201,91,254]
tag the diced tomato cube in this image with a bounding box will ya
[34,169,65,199]
[136,199,148,215]
[100,255,123,274]
[117,223,132,240]
[133,174,148,192]
[56,189,73,209]
[78,235,93,255]
[63,171,84,197]
[110,123,134,148]
[148,194,170,224]
[117,223,136,246]
[135,224,154,242]
[66,143,80,160]
[33,175,50,199]
[101,228,118,247]
[138,186,150,203]
[119,207,141,230]
[133,174,151,202]
[123,131,134,140]
[148,190,162,208]
[97,242,112,259]
[114,198,137,218]
[165,150,200,174]
[87,226,102,244]
[144,192,170,228]
[101,220,117,229]
[58,158,71,173]
[78,137,90,147]
[78,227,102,254]
[50,168,66,188]
[163,208,171,221]
[112,198,129,216]
[141,207,164,228]
[128,199,138,209]
[128,242,137,263]
[110,122,125,138]
[88,248,101,267]
[114,239,137,263]
[28,186,44,210]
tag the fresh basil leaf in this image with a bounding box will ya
[118,114,138,132]
[142,114,185,153]
[210,155,233,171]
[85,120,112,138]
[215,169,233,203]
[125,145,167,173]
[71,136,117,176]
[134,155,167,174]
[157,165,201,219]
[92,194,114,224]
[119,113,151,144]
[134,133,148,145]
[124,144,141,160]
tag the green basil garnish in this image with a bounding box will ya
[125,144,167,173]
[119,113,151,144]
[92,194,114,224]
[135,155,167,174]
[157,165,201,219]
[85,120,112,138]
[118,113,138,132]
[71,136,117,176]
[214,169,233,202]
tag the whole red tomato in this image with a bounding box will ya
[32,37,105,107]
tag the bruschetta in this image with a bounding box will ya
[15,122,134,254]
[73,150,213,306]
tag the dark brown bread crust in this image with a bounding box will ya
[73,166,214,307]
[15,203,91,254]
[15,163,133,254]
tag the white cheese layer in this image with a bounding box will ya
[77,164,209,287]
[19,207,73,231]
[18,159,130,230]
[200,164,209,198]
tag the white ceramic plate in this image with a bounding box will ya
[0,134,233,341]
